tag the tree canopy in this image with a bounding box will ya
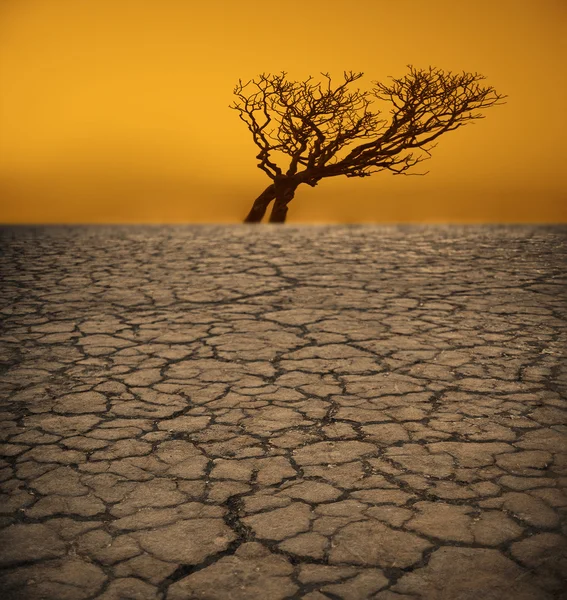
[231,66,507,223]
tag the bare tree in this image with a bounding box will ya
[230,65,507,224]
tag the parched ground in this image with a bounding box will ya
[0,223,566,600]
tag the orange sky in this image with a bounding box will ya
[0,0,566,223]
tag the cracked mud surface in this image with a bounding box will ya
[0,223,566,600]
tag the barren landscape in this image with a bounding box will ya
[0,224,566,599]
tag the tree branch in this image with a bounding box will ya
[232,65,507,186]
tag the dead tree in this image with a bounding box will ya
[230,66,507,223]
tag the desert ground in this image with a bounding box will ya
[0,223,566,599]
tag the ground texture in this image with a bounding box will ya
[0,223,566,600]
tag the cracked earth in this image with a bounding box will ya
[0,223,566,600]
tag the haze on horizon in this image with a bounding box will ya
[0,0,565,224]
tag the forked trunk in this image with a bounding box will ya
[243,178,299,224]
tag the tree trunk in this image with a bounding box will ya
[268,181,299,224]
[268,198,290,223]
[243,184,276,223]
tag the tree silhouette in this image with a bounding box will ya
[231,66,507,224]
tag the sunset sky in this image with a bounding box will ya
[0,0,565,224]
